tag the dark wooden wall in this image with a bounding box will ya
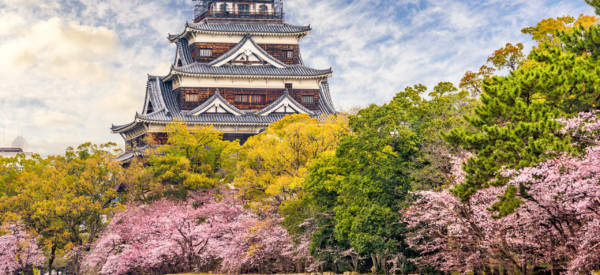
[189,43,300,64]
[151,133,169,145]
[176,87,320,111]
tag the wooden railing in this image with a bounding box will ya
[195,11,283,22]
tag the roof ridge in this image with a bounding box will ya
[208,33,288,68]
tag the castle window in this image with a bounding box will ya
[197,48,213,57]
[235,94,265,104]
[259,5,268,15]
[283,50,294,59]
[302,95,314,105]
[285,83,293,89]
[220,3,228,13]
[238,4,249,14]
[185,93,199,103]
[251,95,265,104]
[235,94,248,103]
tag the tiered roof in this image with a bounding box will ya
[166,34,331,80]
[112,9,336,142]
[112,73,336,139]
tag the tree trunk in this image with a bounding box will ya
[484,266,493,275]
[23,265,34,275]
[371,254,378,274]
[520,263,528,275]
[352,255,359,272]
[295,261,302,273]
[381,255,389,275]
[48,245,57,275]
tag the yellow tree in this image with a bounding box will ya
[234,114,349,211]
[148,123,241,199]
[0,143,125,274]
[521,14,599,49]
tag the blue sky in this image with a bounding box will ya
[0,0,594,154]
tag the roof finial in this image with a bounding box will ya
[215,89,220,95]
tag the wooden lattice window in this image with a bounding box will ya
[185,93,199,102]
[235,94,249,103]
[197,48,213,57]
[251,95,265,104]
[283,50,294,59]
[235,94,265,104]
[302,95,314,104]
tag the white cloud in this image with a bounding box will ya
[0,0,594,154]
[287,0,594,110]
[0,17,117,81]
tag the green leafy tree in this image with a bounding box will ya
[445,8,600,216]
[296,83,474,274]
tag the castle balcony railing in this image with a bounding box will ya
[195,11,283,22]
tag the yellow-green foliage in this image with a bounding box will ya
[0,143,126,270]
[234,114,349,211]
[148,123,241,199]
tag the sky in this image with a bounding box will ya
[0,0,595,155]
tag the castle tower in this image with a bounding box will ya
[111,0,337,148]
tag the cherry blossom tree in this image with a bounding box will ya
[0,222,44,275]
[84,191,310,275]
[84,192,247,274]
[404,112,600,274]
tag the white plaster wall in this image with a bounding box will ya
[190,33,302,45]
[174,76,322,90]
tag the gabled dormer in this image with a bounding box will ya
[256,90,316,116]
[208,34,287,68]
[185,90,244,116]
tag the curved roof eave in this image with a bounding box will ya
[134,118,273,127]
[111,119,143,133]
[163,69,332,82]
[168,22,312,42]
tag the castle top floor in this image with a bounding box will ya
[193,0,284,23]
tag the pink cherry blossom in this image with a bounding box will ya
[405,112,600,274]
[84,191,312,274]
[0,221,44,274]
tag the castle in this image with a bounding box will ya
[111,0,337,149]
